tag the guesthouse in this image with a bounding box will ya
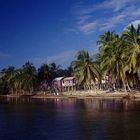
[62,77,76,91]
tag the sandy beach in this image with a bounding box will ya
[3,90,140,100]
[1,90,140,100]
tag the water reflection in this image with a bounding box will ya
[0,97,140,140]
[0,97,139,112]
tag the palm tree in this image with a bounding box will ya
[71,50,101,90]
[13,69,24,94]
[97,31,119,62]
[121,24,140,89]
[1,66,16,94]
[38,64,52,83]
[122,24,140,73]
[97,32,131,92]
[22,62,37,93]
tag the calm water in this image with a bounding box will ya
[0,97,140,140]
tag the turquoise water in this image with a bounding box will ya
[0,97,140,140]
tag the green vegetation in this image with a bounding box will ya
[0,24,140,95]
[0,62,71,95]
[71,50,101,90]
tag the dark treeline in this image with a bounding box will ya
[0,24,140,95]
[0,62,72,95]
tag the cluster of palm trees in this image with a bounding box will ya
[0,62,71,95]
[72,24,140,92]
[0,24,140,94]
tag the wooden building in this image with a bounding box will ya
[53,77,64,92]
[62,77,76,91]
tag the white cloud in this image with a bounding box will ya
[101,5,140,31]
[76,15,92,25]
[124,20,140,30]
[100,13,127,31]
[31,50,77,67]
[130,20,140,27]
[71,0,140,34]
[78,21,98,34]
[73,0,137,15]
[64,28,79,34]
[95,0,137,12]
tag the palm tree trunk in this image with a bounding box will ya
[122,80,127,93]
[126,80,131,91]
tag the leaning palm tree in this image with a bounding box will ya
[71,50,101,90]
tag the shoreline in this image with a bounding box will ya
[1,90,140,100]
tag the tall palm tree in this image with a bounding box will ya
[122,24,140,73]
[97,32,131,91]
[97,31,119,62]
[71,50,101,90]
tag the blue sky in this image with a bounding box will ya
[1,0,140,69]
